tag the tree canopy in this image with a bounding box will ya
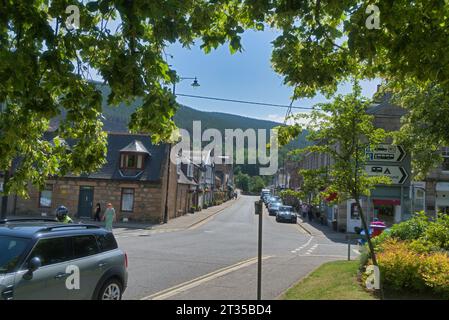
[1,1,448,195]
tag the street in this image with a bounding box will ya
[118,195,359,300]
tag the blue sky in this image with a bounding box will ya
[167,28,380,124]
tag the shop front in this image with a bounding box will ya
[372,198,401,227]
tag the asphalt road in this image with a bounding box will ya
[117,195,359,300]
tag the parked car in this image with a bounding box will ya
[276,206,297,223]
[266,196,281,208]
[268,201,283,216]
[262,193,271,205]
[260,189,270,200]
[0,218,128,300]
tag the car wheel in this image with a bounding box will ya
[98,278,123,300]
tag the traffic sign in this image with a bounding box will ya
[365,144,406,163]
[365,165,409,184]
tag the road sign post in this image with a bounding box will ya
[256,200,263,300]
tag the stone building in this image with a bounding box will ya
[7,132,179,223]
[419,147,449,215]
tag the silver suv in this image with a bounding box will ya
[0,219,128,300]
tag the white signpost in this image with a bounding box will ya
[365,165,409,184]
[365,144,406,163]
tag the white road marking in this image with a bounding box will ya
[141,256,273,300]
[305,244,318,255]
[292,236,314,254]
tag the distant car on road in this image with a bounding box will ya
[276,206,297,224]
[266,196,281,208]
[268,202,283,216]
[0,218,128,300]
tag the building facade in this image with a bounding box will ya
[6,133,180,223]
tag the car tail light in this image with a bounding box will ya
[124,253,128,269]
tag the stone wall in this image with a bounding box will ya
[14,178,165,223]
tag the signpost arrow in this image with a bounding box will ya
[365,165,409,184]
[365,144,406,163]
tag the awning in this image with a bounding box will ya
[373,199,401,206]
[436,182,449,192]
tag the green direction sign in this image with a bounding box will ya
[365,144,406,163]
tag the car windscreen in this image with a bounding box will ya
[279,206,292,212]
[0,236,30,274]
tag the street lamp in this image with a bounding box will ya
[172,77,200,96]
[163,76,200,224]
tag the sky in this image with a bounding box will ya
[167,28,380,124]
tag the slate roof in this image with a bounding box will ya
[366,93,407,117]
[120,140,151,155]
[65,133,168,182]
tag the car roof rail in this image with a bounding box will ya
[39,224,102,232]
[0,218,57,224]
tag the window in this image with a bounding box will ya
[187,164,194,178]
[121,188,134,212]
[28,237,71,267]
[72,235,99,259]
[0,236,30,274]
[120,153,144,169]
[39,184,53,208]
[442,147,449,172]
[96,233,118,252]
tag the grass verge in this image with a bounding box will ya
[282,260,377,300]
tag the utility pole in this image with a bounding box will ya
[255,200,263,300]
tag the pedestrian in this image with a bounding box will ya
[301,203,308,219]
[103,202,116,232]
[55,205,73,224]
[308,205,314,222]
[94,203,101,222]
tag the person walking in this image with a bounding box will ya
[94,203,101,222]
[308,205,314,222]
[103,202,116,232]
[301,203,308,219]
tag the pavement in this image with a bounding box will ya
[116,195,360,300]
[6,197,238,236]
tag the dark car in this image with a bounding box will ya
[266,196,281,208]
[0,219,128,300]
[268,201,283,216]
[276,206,297,223]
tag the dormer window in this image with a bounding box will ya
[120,153,144,169]
[119,140,151,171]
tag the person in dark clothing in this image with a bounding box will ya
[94,203,101,221]
[308,205,314,222]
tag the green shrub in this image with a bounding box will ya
[422,213,449,251]
[419,252,449,297]
[374,239,426,292]
[387,211,429,241]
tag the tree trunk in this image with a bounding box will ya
[355,197,384,299]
